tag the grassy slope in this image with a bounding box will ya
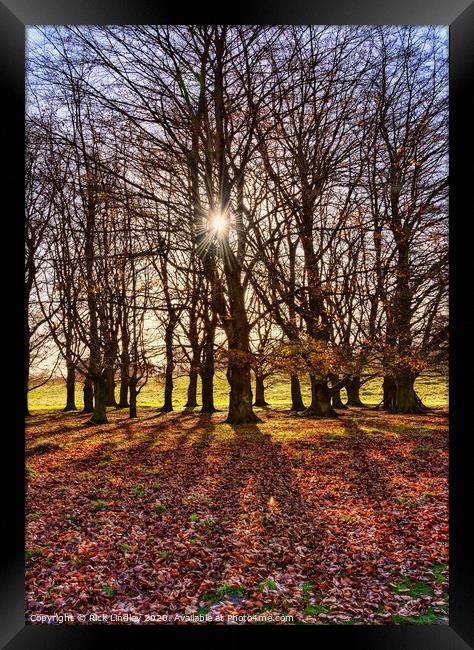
[28,372,448,412]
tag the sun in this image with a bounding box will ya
[210,213,227,235]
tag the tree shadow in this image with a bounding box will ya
[26,406,448,620]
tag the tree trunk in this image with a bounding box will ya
[201,370,215,413]
[159,318,176,412]
[118,375,129,408]
[303,375,336,417]
[83,376,94,413]
[118,268,130,408]
[64,362,77,411]
[129,378,137,418]
[200,322,216,413]
[254,374,269,407]
[25,326,30,417]
[185,289,200,408]
[330,372,347,409]
[214,29,260,426]
[346,375,364,407]
[331,388,346,409]
[290,374,305,411]
[226,362,261,424]
[161,366,173,412]
[185,368,199,408]
[222,250,261,424]
[118,340,130,407]
[90,373,108,424]
[200,279,217,414]
[382,374,396,410]
[394,368,424,413]
[104,366,117,407]
[391,236,423,414]
[300,214,334,418]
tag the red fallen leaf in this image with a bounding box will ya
[25,407,448,625]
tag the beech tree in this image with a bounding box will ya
[363,27,448,413]
[26,26,448,421]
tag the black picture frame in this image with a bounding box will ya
[1,1,472,647]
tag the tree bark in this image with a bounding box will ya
[391,234,423,413]
[200,312,216,413]
[118,263,130,408]
[346,375,364,407]
[201,369,215,413]
[185,368,199,408]
[184,280,201,408]
[382,374,396,410]
[290,374,305,411]
[83,176,102,418]
[64,362,77,411]
[25,325,31,417]
[254,374,269,407]
[226,362,260,424]
[83,376,94,413]
[331,388,346,409]
[129,378,137,418]
[223,267,261,424]
[330,372,347,409]
[161,365,173,412]
[90,373,108,424]
[394,368,424,413]
[118,328,130,407]
[303,375,336,417]
[159,316,176,412]
[300,219,334,417]
[104,366,117,407]
[197,264,216,414]
[118,375,129,408]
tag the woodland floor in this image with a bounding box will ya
[25,406,449,625]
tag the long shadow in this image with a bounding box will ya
[29,412,220,526]
[188,419,331,597]
[338,415,396,502]
[26,410,81,427]
[26,406,448,621]
[45,410,217,482]
[336,413,448,568]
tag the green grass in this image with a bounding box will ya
[359,372,448,409]
[306,604,329,615]
[26,465,38,479]
[387,577,448,624]
[102,584,115,596]
[391,608,441,624]
[25,548,44,562]
[27,371,448,412]
[390,579,433,598]
[131,484,145,498]
[202,583,246,603]
[259,579,278,591]
[26,441,62,456]
[92,500,108,512]
[431,564,448,583]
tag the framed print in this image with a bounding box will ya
[1,0,473,648]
